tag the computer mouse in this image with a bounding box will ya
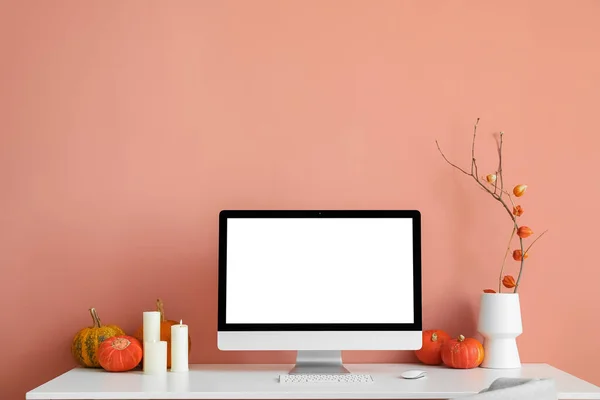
[400,369,427,379]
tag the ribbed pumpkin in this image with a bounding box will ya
[134,299,191,368]
[71,308,126,368]
[441,334,484,369]
[415,329,451,365]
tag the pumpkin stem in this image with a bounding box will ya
[458,334,465,342]
[89,308,102,328]
[156,298,166,322]
[431,332,438,342]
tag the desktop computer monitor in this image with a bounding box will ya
[217,210,422,374]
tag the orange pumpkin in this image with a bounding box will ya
[98,335,143,372]
[441,334,484,369]
[134,299,191,368]
[415,330,450,365]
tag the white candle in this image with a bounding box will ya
[143,311,161,343]
[143,341,167,374]
[170,320,189,372]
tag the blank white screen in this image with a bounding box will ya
[225,218,414,324]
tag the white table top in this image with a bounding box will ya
[26,363,600,400]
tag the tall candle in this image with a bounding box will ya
[143,311,161,343]
[170,320,189,372]
[143,341,167,374]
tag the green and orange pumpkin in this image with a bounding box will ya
[71,308,125,368]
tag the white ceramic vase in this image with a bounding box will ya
[477,293,522,369]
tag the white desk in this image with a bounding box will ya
[26,363,600,400]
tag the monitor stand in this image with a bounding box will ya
[288,351,350,374]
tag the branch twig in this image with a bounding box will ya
[524,230,549,254]
[514,237,525,293]
[437,135,517,228]
[435,140,470,176]
[471,118,480,177]
[497,131,505,197]
[483,181,517,209]
[498,228,517,293]
[436,118,547,294]
[499,226,517,293]
[514,230,548,293]
[498,131,510,196]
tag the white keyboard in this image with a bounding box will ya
[279,374,374,384]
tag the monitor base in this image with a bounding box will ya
[288,351,350,374]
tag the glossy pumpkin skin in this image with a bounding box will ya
[441,335,484,369]
[98,335,143,372]
[134,299,191,368]
[415,330,451,365]
[71,308,125,368]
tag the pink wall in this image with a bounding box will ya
[2,1,600,398]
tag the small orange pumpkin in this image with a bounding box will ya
[134,299,191,368]
[441,334,484,369]
[415,330,450,365]
[98,335,143,372]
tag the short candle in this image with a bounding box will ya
[143,341,167,374]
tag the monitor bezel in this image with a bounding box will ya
[218,210,422,332]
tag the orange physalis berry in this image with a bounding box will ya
[486,174,497,184]
[512,249,529,261]
[517,226,534,238]
[513,184,528,197]
[513,205,524,216]
[502,275,516,289]
[483,289,496,293]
